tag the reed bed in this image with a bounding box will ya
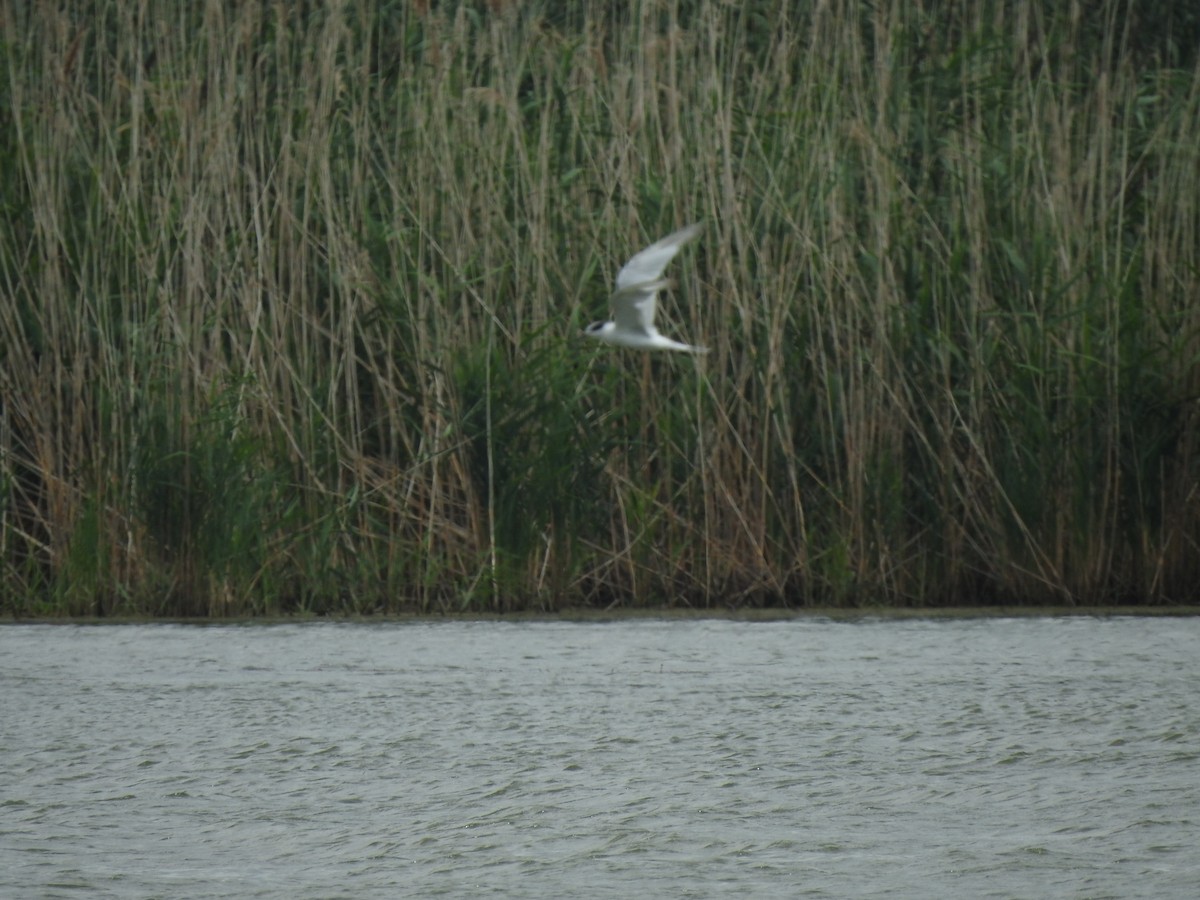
[2,0,1199,615]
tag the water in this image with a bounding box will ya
[2,616,1196,898]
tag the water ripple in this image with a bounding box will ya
[2,617,1198,898]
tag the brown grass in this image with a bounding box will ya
[2,1,1199,615]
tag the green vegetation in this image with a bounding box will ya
[3,1,1199,616]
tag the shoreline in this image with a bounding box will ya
[5,604,1198,626]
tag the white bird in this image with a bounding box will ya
[583,223,707,353]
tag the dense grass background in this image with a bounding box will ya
[3,1,1199,615]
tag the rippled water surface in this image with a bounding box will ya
[2,616,1197,898]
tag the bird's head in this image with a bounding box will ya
[582,321,613,341]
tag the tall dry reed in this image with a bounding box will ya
[2,1,1199,615]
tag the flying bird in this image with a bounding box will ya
[583,223,707,353]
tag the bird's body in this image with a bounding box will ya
[583,223,707,353]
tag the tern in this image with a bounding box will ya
[583,222,707,353]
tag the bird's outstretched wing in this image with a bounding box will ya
[610,223,703,336]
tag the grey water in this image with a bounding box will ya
[1,617,1196,899]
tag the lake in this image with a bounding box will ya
[2,616,1196,898]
